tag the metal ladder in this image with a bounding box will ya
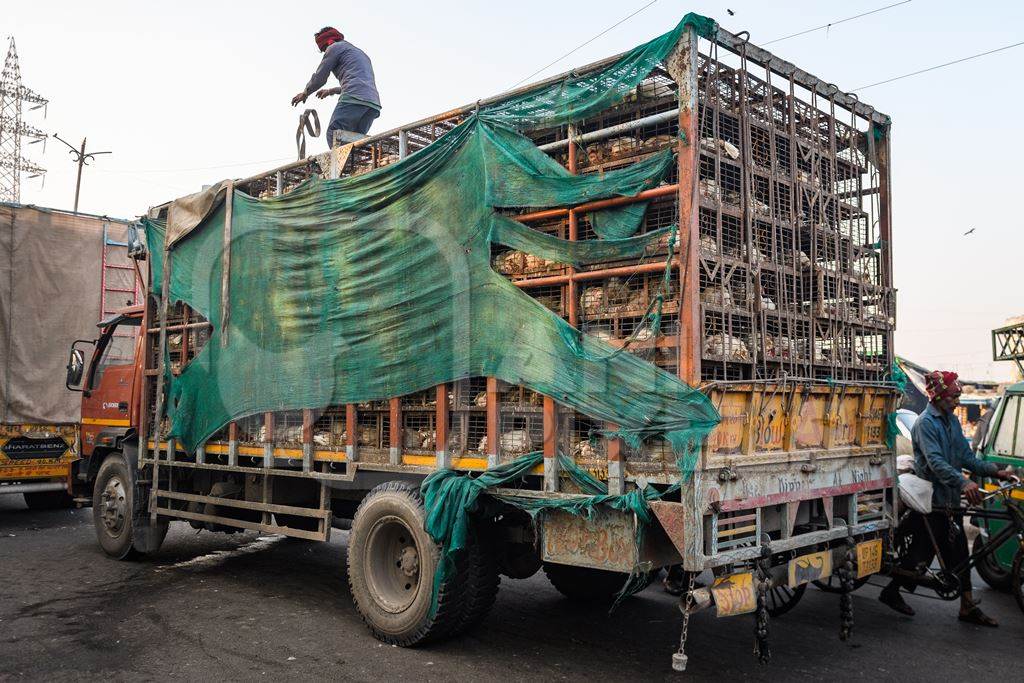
[100,222,139,360]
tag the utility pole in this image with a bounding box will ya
[53,133,110,213]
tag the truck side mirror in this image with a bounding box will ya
[66,349,85,390]
[66,340,94,391]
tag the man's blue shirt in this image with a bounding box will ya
[912,403,998,508]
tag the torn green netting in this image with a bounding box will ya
[489,214,672,266]
[590,202,649,239]
[479,13,717,129]
[890,359,908,393]
[885,360,909,448]
[421,448,701,616]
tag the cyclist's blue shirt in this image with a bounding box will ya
[912,403,999,508]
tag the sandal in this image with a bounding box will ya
[879,587,915,616]
[958,606,999,627]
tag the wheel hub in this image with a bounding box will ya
[365,517,422,613]
[399,545,419,577]
[100,476,128,535]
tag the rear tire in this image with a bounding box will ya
[974,532,1013,592]
[92,453,166,560]
[23,490,74,510]
[542,562,649,603]
[452,529,500,634]
[347,481,466,645]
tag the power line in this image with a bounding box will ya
[855,39,1024,90]
[509,0,660,89]
[100,156,292,175]
[763,1,912,45]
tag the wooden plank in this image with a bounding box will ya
[154,505,326,542]
[155,489,329,518]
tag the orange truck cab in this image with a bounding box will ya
[67,306,145,488]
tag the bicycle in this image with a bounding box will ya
[885,477,1024,613]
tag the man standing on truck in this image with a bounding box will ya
[291,26,381,149]
[878,370,1013,626]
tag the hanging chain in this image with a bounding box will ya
[673,570,699,672]
[753,560,771,664]
[839,541,855,641]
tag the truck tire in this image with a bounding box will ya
[23,490,74,510]
[452,529,500,634]
[92,453,167,560]
[347,481,466,646]
[543,562,650,603]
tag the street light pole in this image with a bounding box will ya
[52,134,111,213]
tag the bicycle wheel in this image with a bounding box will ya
[1012,547,1024,614]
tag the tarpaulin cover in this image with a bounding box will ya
[147,14,721,467]
[0,204,129,423]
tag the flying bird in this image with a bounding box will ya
[727,8,735,15]
[963,228,976,236]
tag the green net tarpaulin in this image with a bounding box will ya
[147,13,721,465]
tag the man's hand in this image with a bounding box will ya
[995,468,1018,482]
[963,480,983,506]
[316,88,340,99]
[291,91,308,107]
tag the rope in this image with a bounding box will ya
[295,109,321,160]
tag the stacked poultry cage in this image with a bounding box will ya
[227,29,893,476]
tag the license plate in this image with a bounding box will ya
[710,571,757,617]
[856,539,883,578]
[788,549,832,587]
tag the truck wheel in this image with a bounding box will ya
[974,533,1013,592]
[92,453,166,560]
[347,481,466,646]
[23,490,74,510]
[543,562,646,603]
[452,529,501,634]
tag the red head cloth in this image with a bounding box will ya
[925,370,961,402]
[314,27,344,52]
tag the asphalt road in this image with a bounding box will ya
[2,496,1021,682]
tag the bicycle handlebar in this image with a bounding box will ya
[981,476,1022,503]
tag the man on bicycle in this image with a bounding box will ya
[879,370,1013,626]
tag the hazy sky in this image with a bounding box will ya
[4,1,1022,380]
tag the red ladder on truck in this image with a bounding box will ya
[101,221,140,361]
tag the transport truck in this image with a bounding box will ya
[0,203,137,508]
[69,15,898,669]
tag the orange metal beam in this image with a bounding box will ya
[389,397,402,465]
[676,30,700,385]
[514,184,679,223]
[435,384,449,465]
[486,377,500,467]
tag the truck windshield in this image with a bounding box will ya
[90,318,141,390]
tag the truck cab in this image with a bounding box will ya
[67,306,144,484]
